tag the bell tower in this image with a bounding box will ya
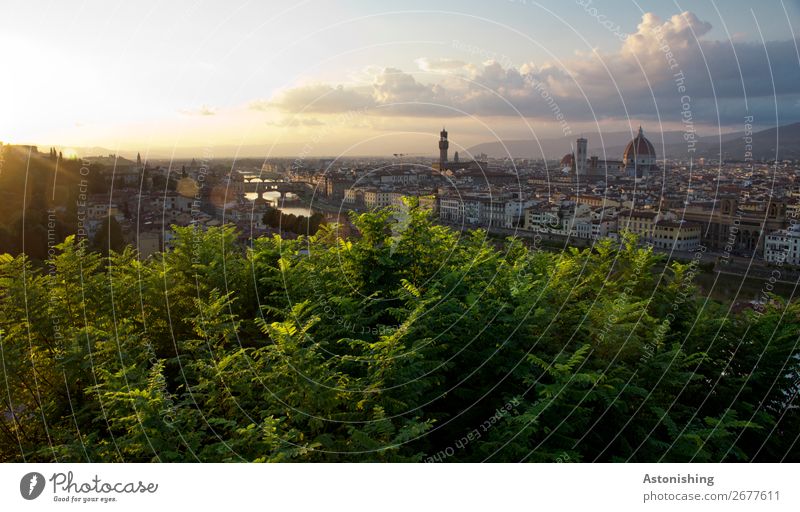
[439,127,449,169]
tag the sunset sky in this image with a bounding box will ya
[2,0,799,157]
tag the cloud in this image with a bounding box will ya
[252,84,374,113]
[266,117,326,127]
[372,68,438,104]
[255,11,800,126]
[415,57,468,73]
[180,104,217,116]
[622,11,712,56]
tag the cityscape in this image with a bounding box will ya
[7,119,799,302]
[1,1,800,500]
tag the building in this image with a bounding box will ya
[765,224,800,266]
[378,172,419,185]
[438,196,464,223]
[569,194,622,208]
[652,220,702,251]
[439,127,449,169]
[524,202,592,236]
[432,128,485,172]
[156,191,196,213]
[343,188,363,206]
[591,218,616,240]
[621,127,657,178]
[560,153,574,171]
[324,177,355,199]
[524,204,561,233]
[563,129,654,177]
[587,155,624,175]
[618,209,674,243]
[575,137,587,176]
[363,188,392,210]
[86,202,123,222]
[503,199,539,229]
[570,218,594,239]
[682,197,787,255]
[439,194,527,228]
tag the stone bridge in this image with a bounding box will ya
[240,178,312,199]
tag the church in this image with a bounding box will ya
[621,126,658,178]
[561,126,657,178]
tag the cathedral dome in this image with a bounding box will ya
[623,126,655,163]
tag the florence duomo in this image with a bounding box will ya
[562,126,657,178]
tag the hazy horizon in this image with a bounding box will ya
[8,123,764,161]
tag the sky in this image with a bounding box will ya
[1,0,799,158]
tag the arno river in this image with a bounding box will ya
[245,191,316,217]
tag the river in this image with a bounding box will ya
[694,271,799,303]
[245,191,315,217]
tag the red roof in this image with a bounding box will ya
[623,127,656,161]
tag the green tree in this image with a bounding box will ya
[91,216,125,256]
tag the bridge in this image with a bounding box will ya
[239,177,312,199]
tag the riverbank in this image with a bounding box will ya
[267,192,350,216]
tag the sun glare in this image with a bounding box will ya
[60,148,79,159]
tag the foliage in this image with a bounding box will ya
[262,207,325,235]
[0,206,798,462]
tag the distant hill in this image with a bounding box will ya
[49,146,132,160]
[82,154,136,166]
[466,123,800,161]
[466,130,689,160]
[673,122,800,161]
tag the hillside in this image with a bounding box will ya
[467,123,800,161]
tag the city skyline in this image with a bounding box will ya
[2,0,799,157]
